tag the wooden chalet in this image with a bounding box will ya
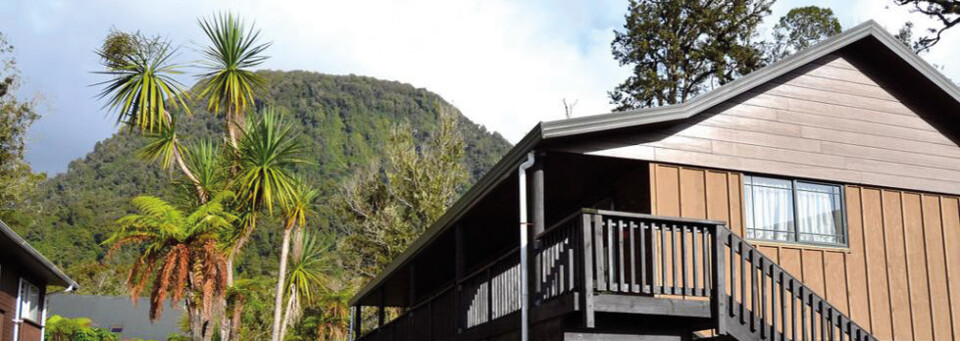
[349,21,960,341]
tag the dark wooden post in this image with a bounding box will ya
[378,289,385,327]
[713,225,727,335]
[580,212,596,328]
[353,305,362,339]
[531,156,545,304]
[454,224,464,333]
[409,262,417,306]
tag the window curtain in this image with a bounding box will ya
[796,183,840,244]
[745,177,794,242]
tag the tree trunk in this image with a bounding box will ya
[271,227,293,341]
[186,295,205,341]
[279,287,297,339]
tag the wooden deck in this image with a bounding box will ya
[354,210,877,341]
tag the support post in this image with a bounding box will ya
[531,157,545,305]
[713,226,727,335]
[378,289,385,328]
[353,305,362,339]
[454,224,464,333]
[580,213,596,328]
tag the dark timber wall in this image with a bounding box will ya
[649,162,960,341]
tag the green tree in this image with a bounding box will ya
[271,182,317,341]
[0,32,43,223]
[94,31,202,197]
[44,315,119,341]
[340,109,467,278]
[197,13,270,148]
[894,0,959,52]
[279,230,339,339]
[103,193,237,341]
[765,6,842,62]
[609,0,773,110]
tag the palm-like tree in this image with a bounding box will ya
[95,32,203,196]
[280,230,339,338]
[197,12,271,148]
[104,192,237,341]
[272,184,320,341]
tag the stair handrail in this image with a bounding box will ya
[712,225,877,341]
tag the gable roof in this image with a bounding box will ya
[0,219,78,288]
[351,20,960,305]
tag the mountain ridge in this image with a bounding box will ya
[16,70,512,291]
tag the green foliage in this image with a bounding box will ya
[893,0,959,52]
[0,32,44,224]
[94,31,190,132]
[197,12,270,147]
[104,192,237,321]
[609,0,773,109]
[24,71,508,283]
[44,315,119,341]
[236,108,306,215]
[339,109,469,279]
[765,6,842,62]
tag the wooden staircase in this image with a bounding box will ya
[535,209,877,341]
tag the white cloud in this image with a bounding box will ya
[6,0,959,173]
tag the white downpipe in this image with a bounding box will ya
[517,152,536,341]
[12,278,23,341]
[348,306,355,340]
[41,284,76,340]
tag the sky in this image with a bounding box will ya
[2,0,959,174]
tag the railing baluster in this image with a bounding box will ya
[692,225,700,297]
[681,224,688,296]
[751,248,758,332]
[740,241,747,325]
[771,265,777,341]
[640,222,648,294]
[593,214,606,292]
[629,221,638,293]
[730,234,737,320]
[618,220,626,293]
[672,224,679,295]
[607,218,616,291]
[660,223,667,295]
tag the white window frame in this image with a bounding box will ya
[18,279,41,323]
[743,174,848,247]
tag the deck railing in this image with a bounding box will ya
[535,209,877,341]
[358,209,877,341]
[458,248,521,329]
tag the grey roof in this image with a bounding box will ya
[48,295,185,340]
[0,219,77,288]
[350,20,960,305]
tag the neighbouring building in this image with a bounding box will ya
[349,21,960,340]
[47,295,185,341]
[0,219,78,341]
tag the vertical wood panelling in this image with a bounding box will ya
[941,197,960,339]
[902,193,933,340]
[823,251,847,314]
[923,195,953,340]
[862,188,894,339]
[649,162,960,340]
[844,186,871,330]
[882,191,913,340]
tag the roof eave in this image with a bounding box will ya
[349,123,544,305]
[0,219,78,289]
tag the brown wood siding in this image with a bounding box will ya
[574,54,960,196]
[649,163,960,340]
[0,261,18,341]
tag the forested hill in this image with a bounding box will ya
[19,70,511,288]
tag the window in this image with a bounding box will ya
[19,280,40,322]
[744,175,846,246]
